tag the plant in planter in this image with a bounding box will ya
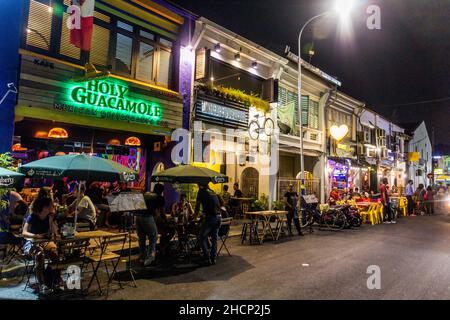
[250,194,269,212]
[272,200,285,211]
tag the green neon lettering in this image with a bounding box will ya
[107,97,117,109]
[126,100,137,113]
[87,92,98,105]
[99,82,109,94]
[71,87,86,103]
[116,99,125,110]
[137,102,147,115]
[117,85,129,99]
[87,80,98,92]
[97,95,108,107]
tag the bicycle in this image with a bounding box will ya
[248,114,275,140]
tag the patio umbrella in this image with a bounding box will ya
[0,168,24,188]
[151,165,228,184]
[19,154,138,182]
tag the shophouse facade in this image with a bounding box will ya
[2,0,195,207]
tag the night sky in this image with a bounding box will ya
[170,0,450,145]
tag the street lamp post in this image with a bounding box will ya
[297,0,355,196]
[297,11,330,196]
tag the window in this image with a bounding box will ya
[117,21,133,32]
[136,42,154,82]
[157,48,172,87]
[115,33,133,75]
[60,12,80,59]
[309,100,319,129]
[26,0,53,51]
[90,24,110,66]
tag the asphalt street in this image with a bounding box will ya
[109,209,450,300]
[2,209,450,300]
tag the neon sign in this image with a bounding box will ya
[68,79,162,124]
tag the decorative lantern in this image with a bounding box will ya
[48,128,69,139]
[125,137,141,146]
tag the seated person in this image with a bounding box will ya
[329,188,340,204]
[22,197,60,293]
[172,193,197,236]
[68,184,97,231]
[351,187,361,199]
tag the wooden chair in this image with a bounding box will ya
[85,233,128,297]
[217,217,233,257]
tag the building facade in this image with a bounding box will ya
[406,121,432,187]
[3,0,195,207]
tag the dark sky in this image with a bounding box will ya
[170,0,450,145]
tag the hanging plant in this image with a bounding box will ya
[196,83,270,112]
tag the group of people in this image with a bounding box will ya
[0,184,98,293]
[405,180,448,215]
[135,182,227,268]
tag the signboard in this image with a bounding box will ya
[434,168,444,175]
[408,152,420,162]
[195,98,249,129]
[66,79,163,125]
[106,192,147,213]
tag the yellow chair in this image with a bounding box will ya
[360,204,377,225]
[377,204,384,223]
[399,197,407,216]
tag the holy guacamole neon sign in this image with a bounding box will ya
[69,79,162,124]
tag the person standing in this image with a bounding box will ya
[405,180,415,216]
[195,183,222,266]
[233,182,243,198]
[424,186,435,215]
[136,184,164,267]
[381,178,395,224]
[284,184,304,236]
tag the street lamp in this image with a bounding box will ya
[297,0,355,196]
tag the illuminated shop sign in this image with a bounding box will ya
[195,99,249,128]
[67,79,163,125]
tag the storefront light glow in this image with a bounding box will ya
[68,79,162,124]
[48,127,68,139]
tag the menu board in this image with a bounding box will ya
[107,192,147,213]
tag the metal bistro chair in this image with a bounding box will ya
[51,238,91,293]
[217,217,233,257]
[85,233,128,297]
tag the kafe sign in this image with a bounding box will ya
[69,79,162,124]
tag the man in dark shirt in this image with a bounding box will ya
[195,183,221,266]
[137,184,164,266]
[284,184,303,236]
[233,183,243,198]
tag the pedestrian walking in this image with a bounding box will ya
[405,180,415,216]
[424,186,434,215]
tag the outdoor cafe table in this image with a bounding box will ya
[244,210,289,243]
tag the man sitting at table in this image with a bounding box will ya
[22,197,60,294]
[0,192,24,247]
[195,183,222,266]
[69,184,97,231]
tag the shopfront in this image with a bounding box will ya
[9,0,191,206]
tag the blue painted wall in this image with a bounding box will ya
[0,1,25,153]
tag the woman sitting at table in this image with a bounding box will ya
[22,197,60,293]
[172,193,198,237]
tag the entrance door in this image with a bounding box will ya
[241,167,259,198]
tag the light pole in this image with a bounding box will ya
[297,0,354,195]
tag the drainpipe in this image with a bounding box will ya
[321,87,336,203]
